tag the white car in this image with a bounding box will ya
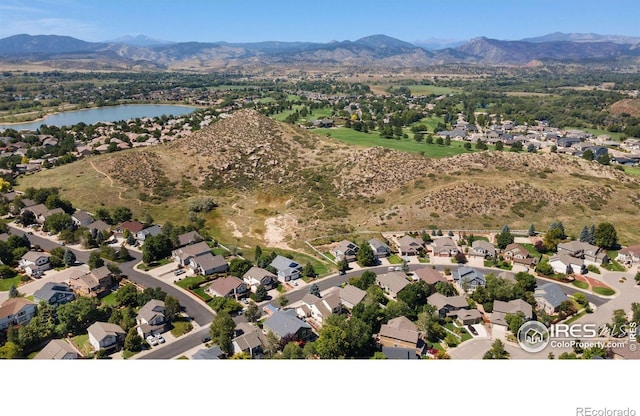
[155,334,165,344]
[146,335,158,346]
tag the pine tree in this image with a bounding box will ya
[579,226,589,242]
[588,224,596,245]
[528,224,536,237]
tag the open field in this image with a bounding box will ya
[369,84,460,96]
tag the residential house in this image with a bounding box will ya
[113,221,144,237]
[369,238,391,258]
[269,255,303,283]
[136,299,167,338]
[397,235,424,256]
[381,346,419,359]
[431,237,459,257]
[617,245,640,265]
[504,243,534,266]
[68,266,113,298]
[534,283,568,315]
[19,251,51,276]
[87,322,126,352]
[376,271,410,299]
[243,266,277,292]
[549,254,585,275]
[232,330,264,358]
[189,253,228,276]
[413,267,447,287]
[87,220,111,238]
[177,230,203,247]
[71,210,94,227]
[136,224,162,242]
[0,298,37,330]
[263,309,313,341]
[453,267,486,292]
[377,316,424,357]
[171,241,211,267]
[453,309,483,325]
[427,293,469,318]
[33,282,75,307]
[491,299,533,328]
[296,290,341,327]
[470,240,496,258]
[21,203,50,224]
[192,346,226,360]
[557,241,609,266]
[331,239,359,262]
[338,284,366,309]
[34,339,79,360]
[206,276,249,300]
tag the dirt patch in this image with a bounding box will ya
[264,214,297,250]
[227,220,243,239]
[609,99,640,117]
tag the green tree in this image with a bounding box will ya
[543,227,564,252]
[112,206,132,223]
[124,327,144,352]
[244,302,261,323]
[63,249,76,266]
[115,284,139,308]
[505,311,526,334]
[483,339,510,359]
[277,294,289,307]
[88,251,104,269]
[118,246,131,261]
[309,283,320,297]
[434,281,458,296]
[281,342,305,359]
[356,241,377,267]
[594,222,617,249]
[527,224,536,237]
[315,323,349,359]
[495,141,504,151]
[495,225,514,249]
[254,245,263,263]
[255,284,268,302]
[56,297,101,335]
[209,311,236,356]
[582,149,594,161]
[164,296,181,323]
[141,234,173,264]
[0,341,22,359]
[338,258,349,274]
[510,141,523,152]
[302,262,316,278]
[229,258,253,277]
[635,272,640,285]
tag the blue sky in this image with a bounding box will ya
[1,0,638,43]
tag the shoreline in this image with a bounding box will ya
[0,102,207,127]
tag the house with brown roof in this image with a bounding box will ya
[491,299,533,328]
[504,243,535,266]
[617,245,640,265]
[243,266,277,292]
[177,230,203,247]
[188,252,228,276]
[0,298,37,330]
[376,271,410,299]
[171,241,211,266]
[206,276,249,300]
[68,266,113,298]
[431,237,459,257]
[377,316,424,356]
[427,293,469,318]
[397,235,424,256]
[136,299,167,338]
[34,339,80,360]
[338,284,366,309]
[453,309,483,325]
[413,267,446,287]
[88,322,125,352]
[113,221,145,237]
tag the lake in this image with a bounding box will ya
[0,104,199,131]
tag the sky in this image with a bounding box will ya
[0,0,639,44]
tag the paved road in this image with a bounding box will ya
[8,224,215,326]
[140,327,210,359]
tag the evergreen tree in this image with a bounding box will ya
[588,224,596,245]
[356,241,377,267]
[63,249,76,266]
[527,224,536,237]
[309,283,320,298]
[579,225,590,242]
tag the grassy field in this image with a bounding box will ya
[175,275,208,290]
[572,280,589,290]
[593,286,615,296]
[316,127,474,157]
[624,166,640,177]
[170,317,194,337]
[100,292,118,307]
[71,334,93,357]
[372,84,460,96]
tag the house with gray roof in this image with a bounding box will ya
[243,266,277,291]
[192,346,226,360]
[381,346,419,359]
[617,244,640,265]
[534,283,568,315]
[376,271,410,299]
[34,339,79,360]
[270,255,303,283]
[19,251,51,275]
[470,240,496,258]
[71,210,93,227]
[452,309,483,325]
[453,267,486,293]
[172,241,211,266]
[87,322,125,352]
[557,241,608,265]
[232,331,263,358]
[177,230,203,247]
[33,282,75,307]
[263,309,313,341]
[431,237,459,257]
[189,252,228,276]
[377,316,424,356]
[331,239,359,262]
[296,290,341,327]
[136,224,162,242]
[338,284,366,309]
[397,235,424,256]
[427,293,468,318]
[136,299,167,338]
[491,299,533,328]
[369,238,391,258]
[549,254,585,275]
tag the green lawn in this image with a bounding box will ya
[387,254,403,264]
[100,291,118,307]
[316,127,476,157]
[170,317,194,338]
[122,350,139,359]
[572,280,589,290]
[136,258,171,271]
[593,286,615,296]
[26,295,34,301]
[521,243,543,258]
[624,166,640,177]
[192,286,213,302]
[71,334,93,356]
[175,275,208,290]
[444,323,472,342]
[564,310,588,325]
[0,275,25,291]
[390,84,460,96]
[602,255,626,272]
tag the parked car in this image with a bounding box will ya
[467,325,479,336]
[146,335,158,346]
[156,334,165,344]
[174,269,186,276]
[202,335,211,343]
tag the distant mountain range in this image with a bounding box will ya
[1,32,639,69]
